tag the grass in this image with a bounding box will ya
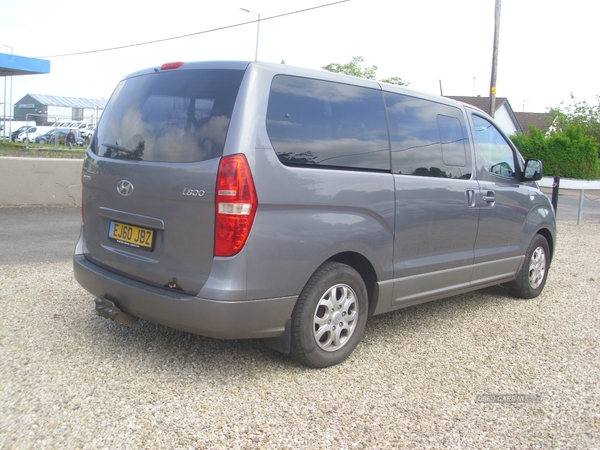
[0,141,85,159]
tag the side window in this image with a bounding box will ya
[266,75,390,171]
[471,115,517,179]
[384,92,472,179]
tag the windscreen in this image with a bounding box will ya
[91,69,244,162]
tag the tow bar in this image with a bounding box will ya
[94,297,139,325]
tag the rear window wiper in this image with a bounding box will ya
[102,141,144,160]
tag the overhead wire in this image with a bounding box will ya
[37,0,350,59]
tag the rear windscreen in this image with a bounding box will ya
[91,69,244,162]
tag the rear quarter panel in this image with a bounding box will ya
[247,152,396,300]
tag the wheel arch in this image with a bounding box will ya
[263,252,378,357]
[327,251,379,316]
[536,227,555,266]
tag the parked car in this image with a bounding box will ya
[80,125,96,144]
[15,126,55,143]
[36,128,84,146]
[11,125,33,142]
[74,61,556,368]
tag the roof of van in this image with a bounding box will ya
[122,60,474,113]
[124,60,252,79]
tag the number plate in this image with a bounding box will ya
[108,221,154,250]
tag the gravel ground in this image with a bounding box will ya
[1,222,599,449]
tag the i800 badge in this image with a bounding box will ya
[117,180,134,196]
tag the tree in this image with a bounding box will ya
[322,56,409,86]
[379,76,409,86]
[511,123,599,179]
[511,93,600,179]
[549,93,600,155]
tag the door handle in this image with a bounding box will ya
[465,189,476,207]
[482,191,496,204]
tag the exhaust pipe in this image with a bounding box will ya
[94,297,139,325]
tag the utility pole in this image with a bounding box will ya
[489,0,501,118]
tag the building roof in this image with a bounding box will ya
[514,112,556,134]
[0,52,50,76]
[25,94,107,109]
[446,95,522,133]
[446,96,508,114]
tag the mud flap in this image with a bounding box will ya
[263,318,291,354]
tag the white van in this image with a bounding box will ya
[16,125,55,143]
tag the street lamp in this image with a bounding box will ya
[1,44,13,140]
[240,8,260,61]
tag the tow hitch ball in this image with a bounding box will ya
[94,297,139,325]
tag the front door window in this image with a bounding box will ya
[472,115,516,179]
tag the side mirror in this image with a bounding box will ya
[523,159,543,181]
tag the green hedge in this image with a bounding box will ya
[511,124,599,179]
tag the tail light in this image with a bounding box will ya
[214,154,258,257]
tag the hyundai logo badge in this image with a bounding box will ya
[117,180,134,196]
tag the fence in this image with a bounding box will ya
[538,177,600,225]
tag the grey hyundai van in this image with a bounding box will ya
[73,60,556,368]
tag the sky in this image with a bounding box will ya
[1,0,598,114]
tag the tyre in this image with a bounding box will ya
[508,234,550,299]
[290,262,368,368]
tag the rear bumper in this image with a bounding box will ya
[73,255,297,339]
